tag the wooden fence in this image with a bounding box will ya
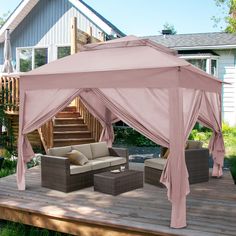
[38,120,54,152]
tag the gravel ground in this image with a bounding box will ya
[113,144,160,163]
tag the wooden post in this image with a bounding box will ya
[71,17,78,54]
[7,77,11,112]
[87,26,93,43]
[15,77,19,112]
[49,120,53,148]
[70,17,78,107]
[99,32,105,42]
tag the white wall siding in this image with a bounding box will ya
[216,50,236,126]
[0,44,3,65]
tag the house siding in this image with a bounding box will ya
[0,45,3,64]
[0,0,104,66]
[215,49,236,126]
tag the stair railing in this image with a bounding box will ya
[38,119,54,153]
[0,75,19,113]
[77,98,103,142]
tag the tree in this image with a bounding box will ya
[0,11,10,28]
[162,22,177,35]
[214,0,236,33]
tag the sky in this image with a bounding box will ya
[0,0,227,36]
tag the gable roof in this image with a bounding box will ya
[76,0,125,38]
[0,0,125,43]
[0,0,39,43]
[144,32,236,50]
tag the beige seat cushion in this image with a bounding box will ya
[90,142,109,159]
[48,146,72,157]
[187,140,203,149]
[72,144,93,160]
[65,150,88,165]
[98,156,126,166]
[90,159,110,170]
[70,163,92,175]
[144,158,167,170]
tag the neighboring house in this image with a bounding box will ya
[145,32,236,126]
[0,0,125,72]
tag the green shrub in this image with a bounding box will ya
[114,122,236,154]
[0,159,17,178]
[222,123,236,157]
[0,221,70,236]
[189,122,236,157]
[114,127,157,147]
[188,129,212,147]
[227,155,236,181]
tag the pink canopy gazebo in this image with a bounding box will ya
[17,36,225,228]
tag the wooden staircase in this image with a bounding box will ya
[53,106,95,147]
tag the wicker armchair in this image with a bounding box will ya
[145,144,209,187]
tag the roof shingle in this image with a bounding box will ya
[143,32,236,48]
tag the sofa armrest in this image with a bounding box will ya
[109,147,129,168]
[41,155,70,176]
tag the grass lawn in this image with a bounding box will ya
[0,220,71,236]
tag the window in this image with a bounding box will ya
[181,55,218,77]
[57,46,71,59]
[35,48,48,68]
[211,59,217,77]
[18,48,48,72]
[19,49,32,72]
[186,59,207,72]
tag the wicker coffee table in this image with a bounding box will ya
[94,170,143,196]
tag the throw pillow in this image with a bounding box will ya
[163,149,170,159]
[65,150,89,165]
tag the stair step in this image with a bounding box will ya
[62,106,76,112]
[56,112,80,118]
[53,138,95,147]
[54,124,88,131]
[53,131,91,139]
[54,117,84,125]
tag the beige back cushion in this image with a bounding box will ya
[48,146,72,156]
[90,142,109,159]
[187,140,203,149]
[72,144,93,160]
[65,150,88,165]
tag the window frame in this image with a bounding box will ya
[56,45,71,59]
[16,46,49,72]
[180,55,219,77]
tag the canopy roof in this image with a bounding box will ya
[21,36,223,92]
[17,35,225,229]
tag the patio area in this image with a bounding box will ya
[0,163,235,236]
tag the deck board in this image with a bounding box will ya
[0,165,236,236]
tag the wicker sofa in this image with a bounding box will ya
[41,142,128,192]
[145,141,209,187]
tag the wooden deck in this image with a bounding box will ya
[0,164,236,236]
